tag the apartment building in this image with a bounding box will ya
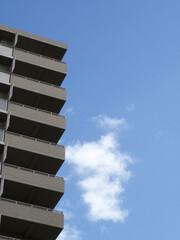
[0,25,67,240]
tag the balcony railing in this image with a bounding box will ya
[3,162,64,180]
[11,72,66,89]
[9,100,65,118]
[0,235,21,240]
[14,47,66,64]
[6,131,64,148]
[0,197,63,214]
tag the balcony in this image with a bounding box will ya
[0,55,12,73]
[7,101,66,142]
[0,198,63,240]
[10,74,66,113]
[0,129,4,153]
[0,71,10,95]
[13,48,67,86]
[0,24,67,60]
[4,132,64,174]
[0,99,8,134]
[16,34,67,61]
[0,27,16,47]
[1,163,64,208]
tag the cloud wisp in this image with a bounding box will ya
[155,131,163,139]
[91,114,128,131]
[55,199,74,220]
[64,106,74,115]
[125,104,135,112]
[57,225,82,240]
[66,115,133,222]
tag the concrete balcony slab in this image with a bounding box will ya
[0,198,63,240]
[7,101,66,142]
[1,163,64,208]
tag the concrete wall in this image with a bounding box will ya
[0,24,66,239]
[11,74,66,101]
[4,132,65,160]
[0,71,10,84]
[0,45,13,58]
[2,164,64,193]
[13,49,67,74]
[0,92,8,99]
[0,24,67,50]
[0,198,64,228]
[8,102,66,130]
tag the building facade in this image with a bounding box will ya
[0,25,67,240]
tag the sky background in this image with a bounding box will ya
[1,0,180,239]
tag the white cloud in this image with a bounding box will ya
[126,104,135,112]
[66,132,133,222]
[99,226,108,233]
[59,198,71,208]
[55,199,74,220]
[57,225,82,240]
[91,114,128,130]
[155,131,163,138]
[61,209,74,220]
[65,107,74,114]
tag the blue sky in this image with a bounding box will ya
[1,0,180,239]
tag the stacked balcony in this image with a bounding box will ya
[0,25,67,240]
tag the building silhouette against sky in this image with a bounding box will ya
[0,25,67,240]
